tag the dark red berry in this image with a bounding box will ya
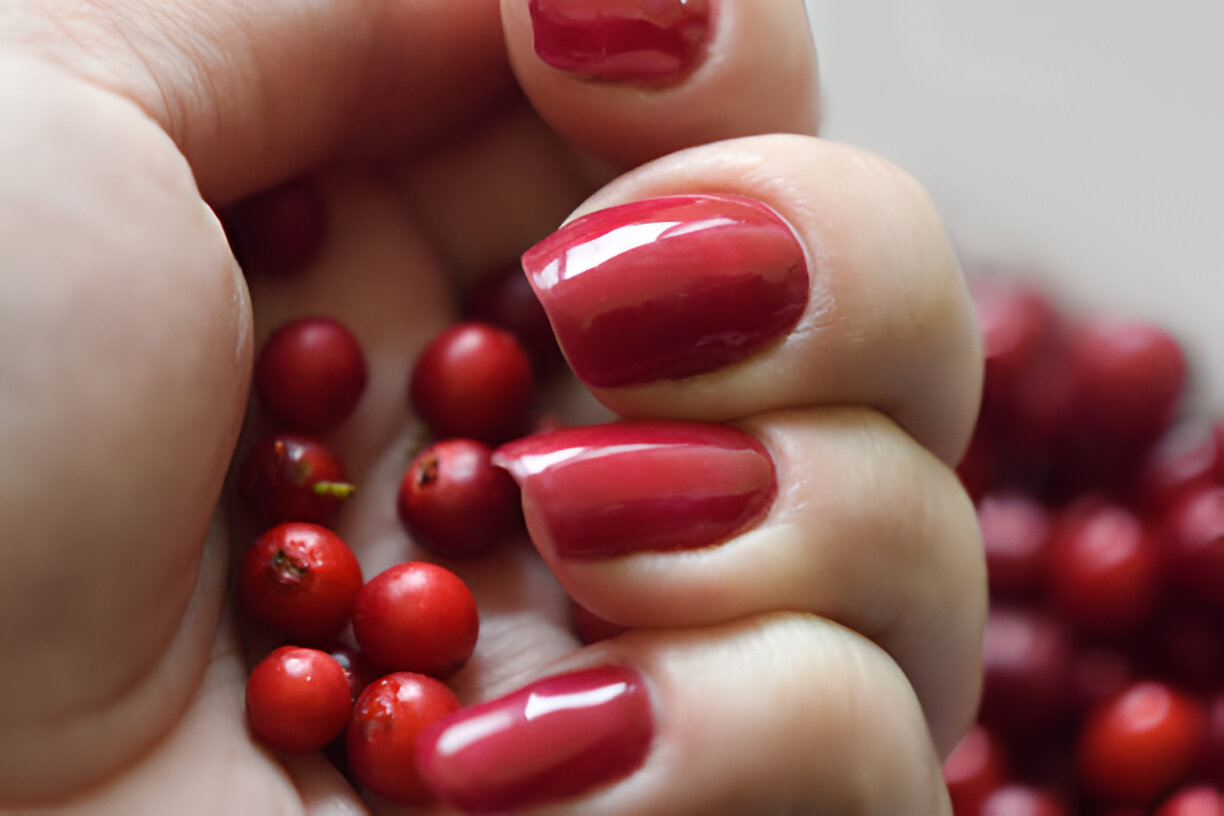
[326,643,379,703]
[238,523,363,644]
[245,646,352,752]
[571,599,630,645]
[223,178,328,276]
[978,491,1053,599]
[239,433,355,525]
[1064,318,1187,447]
[1160,485,1224,616]
[409,321,535,446]
[346,672,461,804]
[1077,681,1206,806]
[980,605,1075,739]
[397,438,522,560]
[1155,786,1224,816]
[465,262,564,375]
[980,784,1069,816]
[255,316,367,433]
[1133,422,1222,517]
[1047,500,1162,636]
[943,724,1010,816]
[351,562,479,678]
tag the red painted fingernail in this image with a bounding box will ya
[529,0,712,82]
[494,421,776,559]
[522,193,809,388]
[417,666,653,812]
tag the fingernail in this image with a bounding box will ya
[529,0,712,82]
[522,193,809,388]
[493,421,776,559]
[417,666,653,812]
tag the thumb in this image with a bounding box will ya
[7,0,511,202]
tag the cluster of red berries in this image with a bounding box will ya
[945,274,1224,815]
[225,181,579,804]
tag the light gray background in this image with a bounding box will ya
[809,2,1224,410]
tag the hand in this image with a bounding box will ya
[0,2,985,813]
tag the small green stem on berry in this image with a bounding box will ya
[313,481,357,499]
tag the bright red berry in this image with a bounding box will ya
[238,523,363,644]
[397,439,522,560]
[223,177,328,277]
[346,672,461,804]
[255,316,368,434]
[943,724,1010,816]
[351,562,479,678]
[409,321,535,446]
[245,646,352,753]
[239,433,355,524]
[1077,681,1207,806]
[1047,500,1162,636]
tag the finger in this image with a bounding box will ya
[495,409,986,755]
[0,58,249,802]
[417,614,953,815]
[499,0,821,166]
[522,135,982,464]
[7,0,512,201]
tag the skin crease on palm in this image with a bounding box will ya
[0,1,985,814]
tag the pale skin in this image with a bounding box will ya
[0,2,986,814]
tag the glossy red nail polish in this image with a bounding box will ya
[523,194,809,388]
[529,0,712,81]
[417,666,653,812]
[494,421,776,559]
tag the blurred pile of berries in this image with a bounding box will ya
[946,273,1224,815]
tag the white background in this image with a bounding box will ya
[808,1,1224,410]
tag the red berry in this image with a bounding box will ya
[326,643,379,703]
[1077,681,1207,806]
[245,646,352,752]
[943,724,1010,816]
[980,784,1069,816]
[1133,422,1222,517]
[971,277,1061,427]
[1155,786,1224,816]
[1161,485,1224,616]
[1064,317,1187,447]
[571,599,630,645]
[222,178,328,276]
[238,523,363,644]
[255,316,368,433]
[1047,500,1162,636]
[409,322,535,446]
[980,606,1075,739]
[1071,647,1138,716]
[1198,694,1224,786]
[465,262,564,375]
[346,672,461,804]
[239,433,355,524]
[978,491,1053,599]
[397,439,522,560]
[351,562,479,677]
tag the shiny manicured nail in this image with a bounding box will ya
[417,665,653,812]
[529,0,712,82]
[494,421,777,559]
[522,193,810,388]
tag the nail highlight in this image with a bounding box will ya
[522,193,810,388]
[494,421,777,559]
[529,0,712,82]
[416,666,653,812]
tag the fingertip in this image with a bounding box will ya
[500,0,820,166]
